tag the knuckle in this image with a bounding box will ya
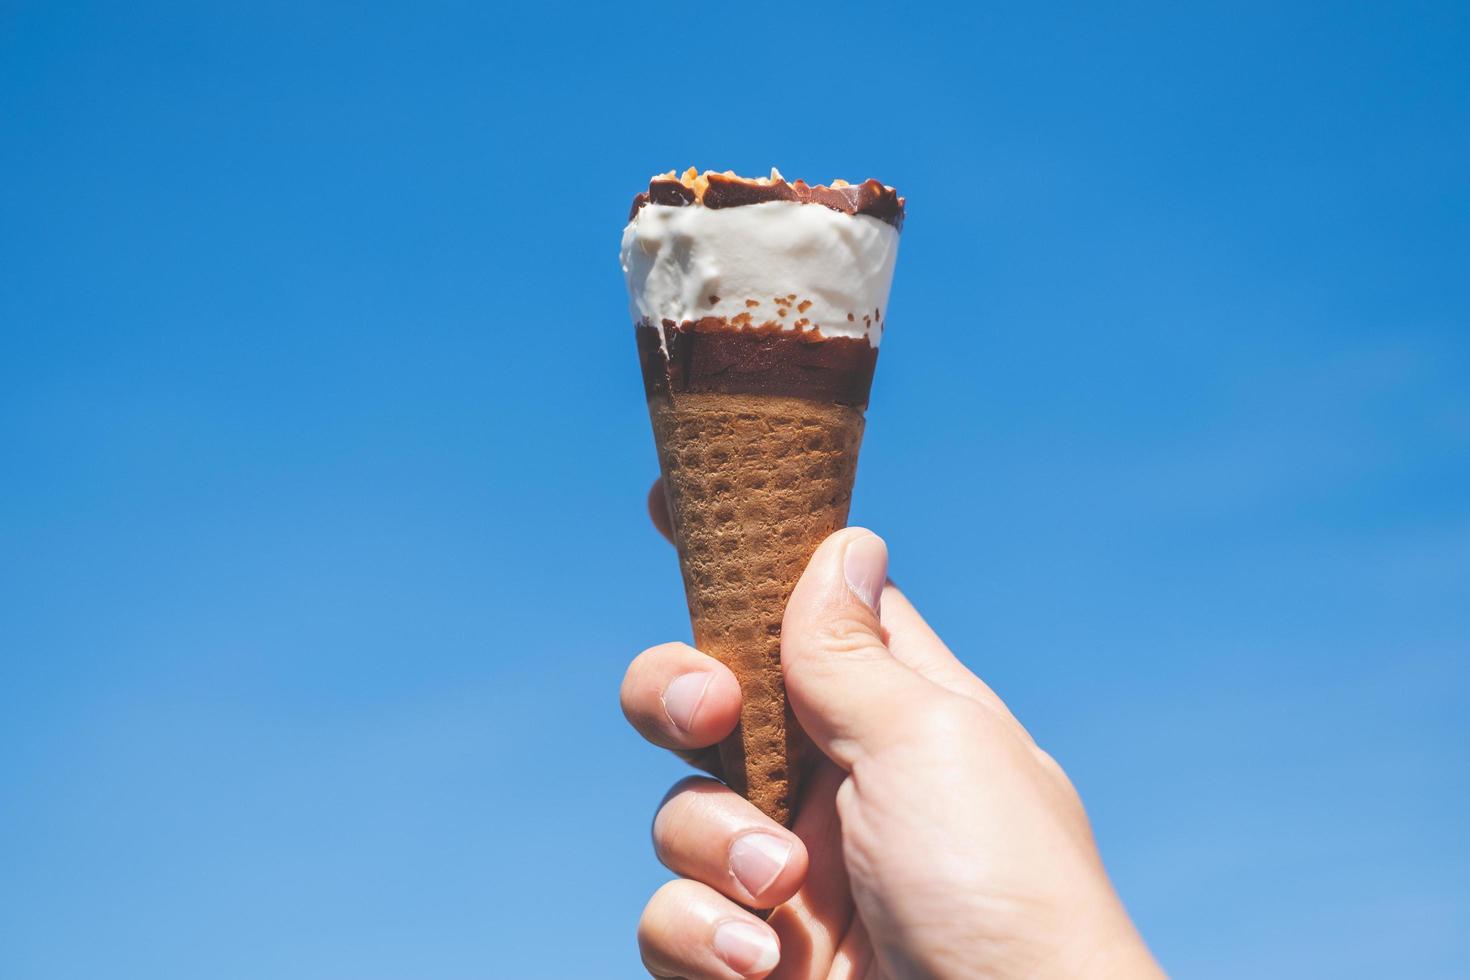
[651,776,720,858]
[630,641,692,674]
[1032,745,1084,800]
[1032,744,1064,774]
[637,879,708,978]
[651,779,695,836]
[810,613,887,661]
[785,613,890,688]
[905,695,984,746]
[621,649,657,700]
[637,879,686,939]
[657,774,719,813]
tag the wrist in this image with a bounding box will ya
[916,891,1161,980]
[1048,903,1163,980]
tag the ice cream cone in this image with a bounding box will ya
[650,391,864,822]
[622,169,903,825]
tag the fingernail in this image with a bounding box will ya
[729,832,792,899]
[713,920,780,976]
[843,533,888,613]
[661,672,712,734]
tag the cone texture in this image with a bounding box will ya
[650,391,865,825]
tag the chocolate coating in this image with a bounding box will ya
[637,320,878,407]
[628,172,905,230]
[702,172,801,209]
[799,179,905,229]
[627,191,650,222]
[648,178,696,207]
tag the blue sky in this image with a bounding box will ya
[1,1,1467,976]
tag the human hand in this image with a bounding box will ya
[624,481,1164,979]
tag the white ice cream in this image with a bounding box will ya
[621,200,900,348]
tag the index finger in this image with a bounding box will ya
[621,641,742,776]
[648,477,674,543]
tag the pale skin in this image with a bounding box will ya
[624,481,1166,980]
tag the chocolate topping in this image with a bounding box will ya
[648,178,697,207]
[800,179,905,229]
[627,191,650,221]
[637,319,878,407]
[628,169,905,231]
[702,172,801,209]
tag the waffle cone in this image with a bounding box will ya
[650,391,865,825]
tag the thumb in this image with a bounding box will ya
[781,528,939,771]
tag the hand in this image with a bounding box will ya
[624,481,1164,979]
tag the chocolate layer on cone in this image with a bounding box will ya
[640,319,874,825]
[637,320,879,406]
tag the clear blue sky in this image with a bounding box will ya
[2,1,1466,976]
